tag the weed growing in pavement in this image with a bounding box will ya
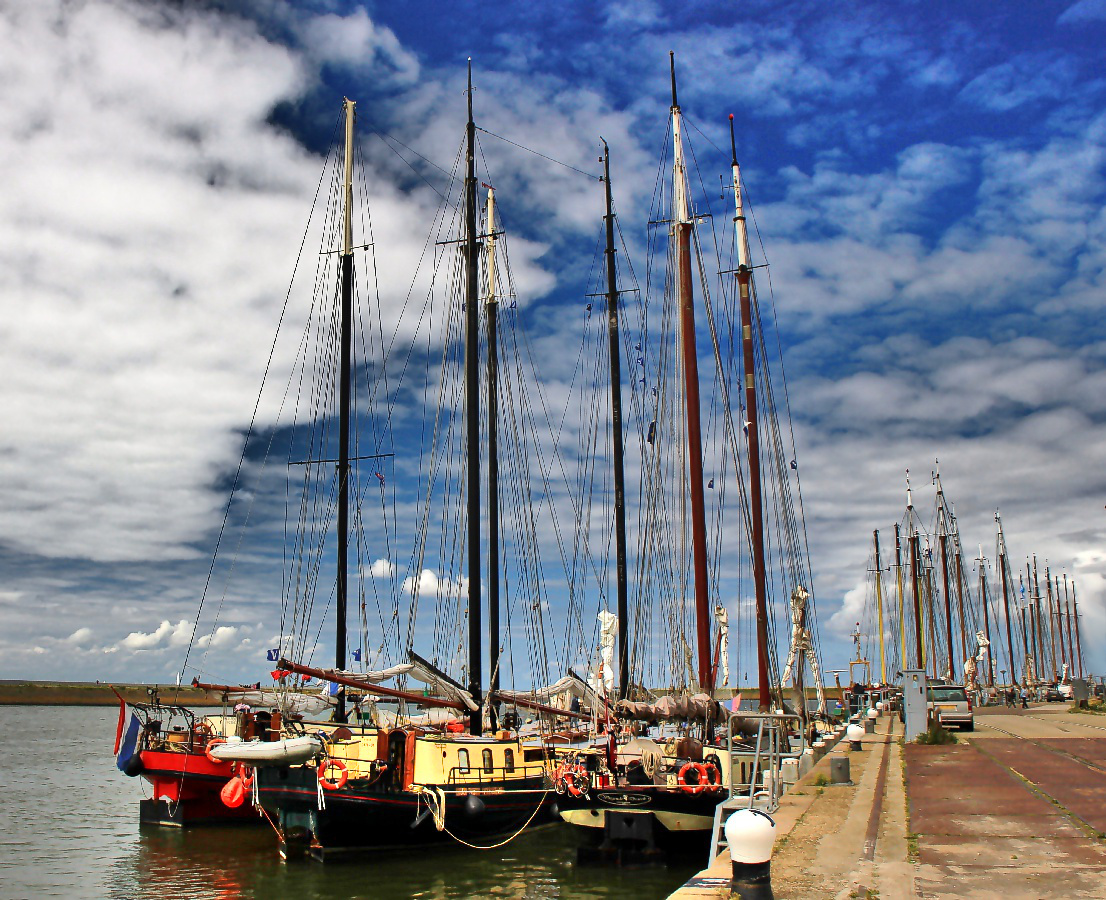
[915,722,958,745]
[813,773,829,786]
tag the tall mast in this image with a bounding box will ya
[910,532,924,670]
[1019,574,1030,679]
[726,103,771,709]
[485,185,500,730]
[669,53,714,698]
[1037,557,1055,680]
[874,530,887,684]
[978,547,992,686]
[602,143,631,701]
[464,61,483,735]
[955,550,967,673]
[996,513,1016,686]
[1046,563,1062,677]
[1063,575,1076,679]
[1072,582,1084,679]
[334,97,356,723]
[895,524,905,673]
[1028,561,1041,682]
[935,468,954,680]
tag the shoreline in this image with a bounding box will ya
[0,680,224,707]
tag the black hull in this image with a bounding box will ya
[257,767,557,856]
[557,786,726,862]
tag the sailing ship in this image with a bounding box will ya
[553,54,823,858]
[242,74,578,858]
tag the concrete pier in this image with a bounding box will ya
[670,703,1106,899]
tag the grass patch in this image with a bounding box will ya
[812,773,829,787]
[915,722,958,745]
[1069,700,1106,715]
[906,831,920,863]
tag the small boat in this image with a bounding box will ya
[207,735,323,766]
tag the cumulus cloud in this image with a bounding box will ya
[368,558,395,578]
[401,569,467,600]
[120,619,194,651]
[66,627,93,645]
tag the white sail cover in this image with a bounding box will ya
[335,661,478,711]
[200,689,333,717]
[596,610,618,696]
[715,604,730,687]
[497,673,602,712]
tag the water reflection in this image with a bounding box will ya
[2,706,695,899]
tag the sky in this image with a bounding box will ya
[2,0,1105,688]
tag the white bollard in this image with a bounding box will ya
[847,723,865,751]
[725,808,777,900]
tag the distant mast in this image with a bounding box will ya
[996,512,1016,686]
[669,53,714,698]
[873,530,887,684]
[335,97,356,723]
[727,108,772,711]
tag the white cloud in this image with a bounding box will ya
[196,625,238,649]
[368,558,396,578]
[120,619,193,651]
[401,568,467,600]
[66,627,93,645]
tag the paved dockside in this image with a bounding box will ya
[670,705,1106,899]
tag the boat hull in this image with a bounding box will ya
[138,748,257,826]
[257,766,556,856]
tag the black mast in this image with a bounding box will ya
[485,186,501,731]
[464,61,483,735]
[335,97,356,723]
[601,142,631,701]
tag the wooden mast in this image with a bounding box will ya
[910,532,924,671]
[1019,574,1031,680]
[669,53,715,699]
[1027,561,1041,682]
[1072,582,1084,679]
[978,547,992,686]
[601,142,631,701]
[895,524,905,673]
[334,97,356,723]
[726,104,771,709]
[1036,557,1055,680]
[874,530,887,684]
[996,513,1016,686]
[464,61,483,735]
[1046,563,1062,678]
[1062,575,1076,680]
[484,185,500,730]
[940,532,953,681]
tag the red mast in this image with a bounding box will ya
[669,54,713,696]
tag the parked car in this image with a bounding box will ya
[1045,685,1064,702]
[927,685,974,731]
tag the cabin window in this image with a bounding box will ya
[458,748,469,773]
[482,748,494,774]
[504,748,515,773]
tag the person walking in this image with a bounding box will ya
[1020,687,1029,709]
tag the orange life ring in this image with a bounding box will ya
[318,758,348,790]
[678,761,709,794]
[205,737,228,765]
[560,764,589,798]
[703,762,722,789]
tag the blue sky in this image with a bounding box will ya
[1,0,1104,687]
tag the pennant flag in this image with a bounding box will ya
[707,478,714,489]
[375,473,385,487]
[265,648,280,662]
[352,648,362,662]
[790,459,798,470]
[647,421,656,445]
[324,680,343,696]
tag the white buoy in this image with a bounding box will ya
[724,808,776,899]
[866,707,877,719]
[847,723,865,750]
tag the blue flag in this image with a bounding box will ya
[266,648,279,661]
[352,648,362,662]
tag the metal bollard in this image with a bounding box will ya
[725,808,776,900]
[829,754,851,785]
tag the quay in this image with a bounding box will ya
[672,704,1106,899]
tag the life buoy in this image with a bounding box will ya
[318,758,348,790]
[205,737,228,765]
[194,719,215,737]
[557,764,589,798]
[235,763,255,789]
[678,761,709,794]
[702,762,722,788]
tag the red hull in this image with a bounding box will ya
[138,748,257,826]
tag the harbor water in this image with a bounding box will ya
[0,706,697,899]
